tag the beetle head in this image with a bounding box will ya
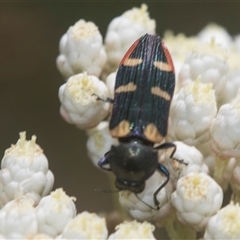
[108,141,158,193]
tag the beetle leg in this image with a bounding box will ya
[154,164,170,209]
[98,152,112,171]
[92,93,114,104]
[154,142,188,165]
[134,164,170,210]
[134,193,157,210]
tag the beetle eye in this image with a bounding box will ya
[123,180,129,185]
[130,182,137,187]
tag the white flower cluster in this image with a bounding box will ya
[0,133,156,239]
[43,3,240,240]
[0,132,54,207]
[56,3,240,239]
[116,22,240,239]
[4,4,240,239]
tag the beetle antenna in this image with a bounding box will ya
[92,93,114,103]
[94,188,119,193]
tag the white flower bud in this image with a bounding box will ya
[0,132,54,207]
[163,31,198,82]
[204,202,240,239]
[0,197,37,238]
[102,4,155,78]
[58,72,110,129]
[210,95,240,187]
[59,211,108,240]
[210,95,240,158]
[234,34,240,53]
[119,172,173,223]
[36,188,76,238]
[171,172,223,231]
[56,19,106,79]
[178,39,228,102]
[230,162,240,201]
[197,23,232,49]
[106,72,117,99]
[219,69,240,105]
[168,79,217,146]
[163,141,209,187]
[108,220,156,240]
[86,121,118,167]
[227,50,240,71]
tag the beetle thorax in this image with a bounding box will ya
[109,138,158,193]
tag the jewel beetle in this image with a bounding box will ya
[98,34,178,209]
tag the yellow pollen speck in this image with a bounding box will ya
[114,220,155,239]
[123,4,155,29]
[51,188,76,211]
[94,133,104,150]
[210,36,216,48]
[67,72,100,106]
[65,212,107,239]
[220,202,240,238]
[192,175,201,186]
[181,173,209,200]
[70,20,98,40]
[192,39,228,61]
[4,132,43,161]
[184,77,215,106]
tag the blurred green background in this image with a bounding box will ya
[0,1,239,216]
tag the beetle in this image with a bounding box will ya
[97,34,178,209]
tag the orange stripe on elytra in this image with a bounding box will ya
[115,82,137,93]
[123,58,142,66]
[110,120,130,138]
[153,61,173,72]
[151,86,171,100]
[161,42,175,73]
[144,123,164,143]
[120,38,140,65]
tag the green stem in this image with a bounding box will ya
[213,155,229,189]
[164,215,180,240]
[164,214,196,240]
[175,219,196,240]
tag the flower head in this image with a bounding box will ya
[60,211,108,240]
[204,202,240,239]
[102,4,155,78]
[108,220,156,240]
[210,95,240,158]
[57,19,106,79]
[0,132,54,206]
[0,197,37,239]
[168,79,217,147]
[58,72,110,129]
[36,188,76,238]
[171,172,223,231]
[178,38,228,102]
